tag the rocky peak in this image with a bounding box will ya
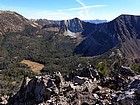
[61,17,83,32]
[109,14,140,59]
[109,14,140,38]
[114,14,140,22]
[58,18,83,38]
[40,17,84,38]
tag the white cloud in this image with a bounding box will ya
[75,0,86,7]
[60,5,106,11]
[73,0,104,20]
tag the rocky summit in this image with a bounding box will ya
[7,64,140,105]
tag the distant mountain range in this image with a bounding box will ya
[0,10,140,60]
[83,19,108,24]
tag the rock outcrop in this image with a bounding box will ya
[38,18,84,38]
[7,64,140,105]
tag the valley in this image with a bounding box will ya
[0,10,140,105]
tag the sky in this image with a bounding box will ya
[0,0,140,20]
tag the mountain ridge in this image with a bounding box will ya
[0,10,39,35]
[0,10,140,60]
[75,14,140,59]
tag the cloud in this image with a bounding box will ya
[74,0,92,19]
[75,0,86,7]
[73,0,106,20]
[58,0,106,11]
[67,5,106,11]
[58,5,106,11]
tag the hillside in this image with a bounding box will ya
[36,14,140,60]
[0,10,39,35]
[75,14,140,60]
[0,11,140,69]
[0,11,80,97]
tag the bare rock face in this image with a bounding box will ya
[8,76,51,105]
[7,65,140,105]
[60,18,83,33]
[39,18,84,38]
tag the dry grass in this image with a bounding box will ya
[21,60,44,73]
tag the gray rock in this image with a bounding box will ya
[119,66,135,77]
[135,88,140,99]
[73,76,86,85]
